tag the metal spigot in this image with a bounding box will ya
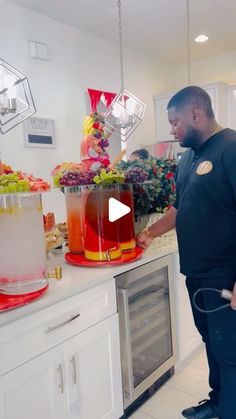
[47,266,62,281]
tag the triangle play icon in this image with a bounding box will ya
[108,198,131,222]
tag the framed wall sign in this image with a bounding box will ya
[24,117,55,148]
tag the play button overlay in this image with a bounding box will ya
[108,198,131,222]
[84,185,133,245]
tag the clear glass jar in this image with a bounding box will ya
[83,184,122,261]
[118,184,136,251]
[0,193,48,295]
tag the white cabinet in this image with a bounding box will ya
[65,314,123,419]
[227,84,236,130]
[0,346,68,419]
[153,92,172,142]
[173,253,202,366]
[0,280,123,419]
[203,82,228,127]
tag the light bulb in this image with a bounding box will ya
[4,75,17,112]
[126,98,136,116]
[113,102,121,118]
[5,75,17,99]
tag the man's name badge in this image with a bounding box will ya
[196,161,213,175]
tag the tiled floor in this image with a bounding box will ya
[130,349,210,419]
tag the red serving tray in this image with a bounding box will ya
[65,246,143,267]
[0,285,49,312]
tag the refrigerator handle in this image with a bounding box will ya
[117,287,134,402]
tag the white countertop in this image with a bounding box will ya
[0,243,177,328]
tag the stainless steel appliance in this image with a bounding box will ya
[115,254,177,411]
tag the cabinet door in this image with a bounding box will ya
[227,85,236,130]
[64,314,123,419]
[0,346,68,419]
[200,83,228,127]
[173,254,202,366]
[154,94,172,142]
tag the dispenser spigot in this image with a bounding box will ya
[47,266,62,281]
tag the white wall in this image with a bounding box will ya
[0,0,173,220]
[174,50,236,88]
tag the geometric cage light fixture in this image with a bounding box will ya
[104,89,147,143]
[104,0,146,142]
[0,58,36,134]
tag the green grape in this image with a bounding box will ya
[8,182,18,193]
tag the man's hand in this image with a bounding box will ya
[231,282,236,310]
[136,231,153,249]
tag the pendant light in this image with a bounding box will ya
[159,0,191,157]
[186,0,191,85]
[104,0,147,142]
[0,58,36,134]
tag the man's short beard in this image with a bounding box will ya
[180,126,202,149]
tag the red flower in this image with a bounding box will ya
[166,171,175,179]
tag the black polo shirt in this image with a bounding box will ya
[174,128,236,279]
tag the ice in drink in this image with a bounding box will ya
[0,193,48,295]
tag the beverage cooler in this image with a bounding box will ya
[115,254,177,412]
[0,192,48,296]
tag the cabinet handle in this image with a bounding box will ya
[70,355,77,384]
[118,288,134,400]
[57,364,64,394]
[45,313,80,334]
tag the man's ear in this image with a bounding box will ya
[191,107,201,124]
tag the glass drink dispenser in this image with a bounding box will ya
[65,186,84,254]
[0,192,48,295]
[83,184,122,262]
[118,184,136,251]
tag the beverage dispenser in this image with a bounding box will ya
[0,192,48,295]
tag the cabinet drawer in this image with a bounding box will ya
[0,279,116,375]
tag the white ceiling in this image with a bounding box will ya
[6,0,236,64]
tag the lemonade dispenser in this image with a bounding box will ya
[0,192,48,295]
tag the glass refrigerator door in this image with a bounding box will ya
[127,266,172,388]
[117,256,175,403]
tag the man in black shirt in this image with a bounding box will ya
[137,86,236,419]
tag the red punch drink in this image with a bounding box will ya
[118,184,136,251]
[65,186,84,254]
[83,184,121,261]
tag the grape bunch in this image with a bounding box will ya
[0,173,30,194]
[99,137,109,150]
[93,168,125,185]
[59,170,99,187]
[124,167,149,184]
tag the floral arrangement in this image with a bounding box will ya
[117,157,177,219]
